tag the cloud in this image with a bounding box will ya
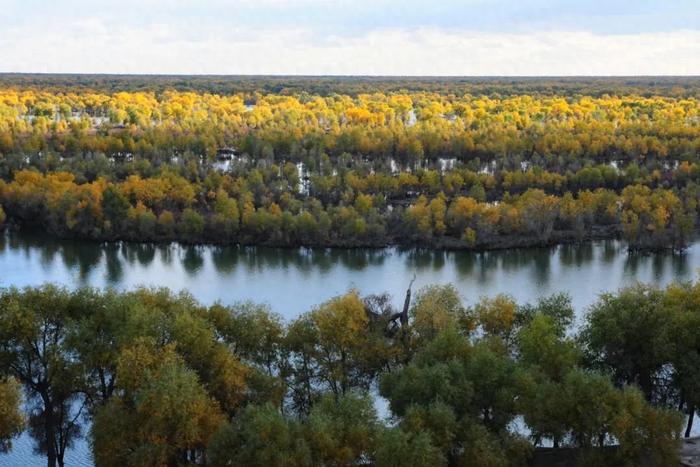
[1,20,698,75]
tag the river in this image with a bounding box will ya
[1,228,699,466]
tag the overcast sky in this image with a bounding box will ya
[1,0,699,75]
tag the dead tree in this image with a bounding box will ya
[385,273,416,334]
[400,274,416,327]
[363,274,416,338]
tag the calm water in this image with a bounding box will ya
[1,228,699,466]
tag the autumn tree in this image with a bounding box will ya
[91,340,225,467]
[0,377,24,454]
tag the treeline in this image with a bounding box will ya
[2,74,699,97]
[2,281,700,466]
[0,168,695,251]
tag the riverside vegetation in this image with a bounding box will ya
[2,280,700,466]
[0,76,699,251]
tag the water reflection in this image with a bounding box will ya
[157,244,174,266]
[104,243,123,284]
[2,228,700,321]
[134,243,156,267]
[453,250,476,277]
[673,254,690,277]
[335,248,389,271]
[559,243,594,268]
[182,246,205,275]
[403,248,446,271]
[211,245,239,274]
[601,240,619,264]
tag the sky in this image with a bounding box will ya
[1,0,699,76]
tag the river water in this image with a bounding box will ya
[1,228,699,466]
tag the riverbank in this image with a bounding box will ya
[0,217,631,252]
[5,216,693,256]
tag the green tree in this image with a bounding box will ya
[468,182,487,202]
[581,285,674,401]
[305,392,379,467]
[611,385,682,466]
[410,284,471,343]
[380,330,528,466]
[516,311,579,447]
[518,313,578,381]
[210,302,284,375]
[209,302,286,407]
[213,189,239,239]
[64,288,132,407]
[662,281,700,437]
[180,208,205,240]
[101,185,129,233]
[284,315,321,415]
[374,427,445,467]
[157,210,175,237]
[0,286,85,467]
[208,404,311,467]
[0,377,24,453]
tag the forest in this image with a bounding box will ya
[0,76,699,251]
[1,280,699,466]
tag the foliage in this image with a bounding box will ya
[1,78,699,251]
[0,286,85,467]
[581,285,675,401]
[0,377,23,453]
[208,404,311,467]
[0,282,695,466]
[91,341,225,467]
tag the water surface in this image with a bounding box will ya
[1,229,696,321]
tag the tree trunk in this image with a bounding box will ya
[44,399,58,467]
[637,371,653,401]
[302,356,313,415]
[400,275,415,327]
[400,275,415,351]
[686,406,695,438]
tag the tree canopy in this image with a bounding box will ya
[0,280,696,466]
[1,77,700,251]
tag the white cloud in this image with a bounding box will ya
[1,21,698,75]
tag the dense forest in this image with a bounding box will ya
[2,280,699,466]
[0,75,699,250]
[2,74,699,97]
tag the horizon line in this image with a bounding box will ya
[1,72,699,79]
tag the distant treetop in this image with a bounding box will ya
[1,74,699,97]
